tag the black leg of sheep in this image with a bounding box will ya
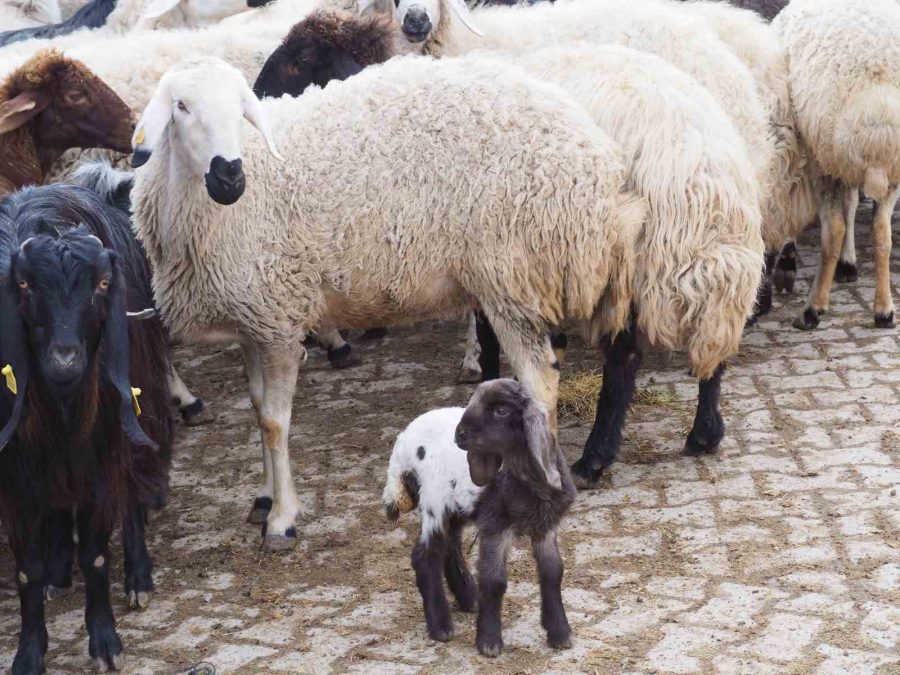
[11,519,49,675]
[683,364,727,457]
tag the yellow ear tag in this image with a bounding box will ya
[2,365,17,395]
[134,127,145,145]
[131,387,142,416]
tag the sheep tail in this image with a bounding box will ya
[382,453,417,522]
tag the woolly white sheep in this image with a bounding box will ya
[775,0,900,329]
[0,0,61,29]
[127,55,644,549]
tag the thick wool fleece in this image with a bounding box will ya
[131,56,645,355]
[517,44,764,379]
[0,0,61,29]
[775,0,900,197]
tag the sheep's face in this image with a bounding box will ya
[140,0,274,26]
[388,0,483,46]
[132,59,282,206]
[9,232,112,398]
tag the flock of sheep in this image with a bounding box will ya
[0,0,898,670]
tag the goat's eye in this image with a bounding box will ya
[493,406,510,418]
[65,90,86,105]
[17,280,28,289]
[176,100,188,113]
[97,279,110,291]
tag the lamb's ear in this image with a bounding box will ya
[523,398,561,490]
[446,0,484,36]
[101,251,158,450]
[242,90,283,161]
[0,253,29,452]
[131,79,172,168]
[0,91,49,135]
[140,0,182,20]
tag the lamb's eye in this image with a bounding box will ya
[176,100,188,113]
[493,406,510,418]
[98,279,110,291]
[17,280,28,289]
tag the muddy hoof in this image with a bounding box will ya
[93,652,124,673]
[127,590,152,611]
[360,327,388,340]
[571,458,603,490]
[477,636,503,658]
[683,432,721,457]
[548,631,573,650]
[456,366,483,384]
[773,269,796,294]
[428,624,455,642]
[792,307,821,331]
[44,583,73,601]
[834,261,858,283]
[180,399,210,426]
[875,312,896,328]
[327,344,361,369]
[262,525,298,551]
[247,496,272,524]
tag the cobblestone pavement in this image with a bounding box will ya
[0,209,898,674]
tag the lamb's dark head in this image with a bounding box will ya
[455,379,561,490]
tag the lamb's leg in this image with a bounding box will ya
[258,345,303,550]
[242,341,273,525]
[168,364,208,426]
[794,182,845,330]
[318,329,360,369]
[684,363,726,457]
[122,499,153,610]
[747,253,776,326]
[475,310,501,382]
[412,532,454,641]
[532,529,571,650]
[475,529,513,658]
[572,325,642,488]
[76,505,124,673]
[443,516,477,613]
[11,517,49,675]
[773,240,797,293]
[45,508,74,600]
[835,189,860,283]
[872,185,899,327]
[457,312,483,384]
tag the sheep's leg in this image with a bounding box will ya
[748,253,777,326]
[76,504,124,673]
[773,240,798,294]
[168,364,208,426]
[794,183,845,330]
[242,341,274,525]
[44,508,74,600]
[475,529,513,658]
[443,516,477,613]
[835,190,860,283]
[318,328,360,369]
[457,312,483,384]
[11,517,49,675]
[258,345,303,550]
[475,310,501,382]
[412,532,454,641]
[122,499,153,610]
[684,363,726,457]
[873,185,899,327]
[549,326,568,367]
[532,529,571,650]
[572,326,642,488]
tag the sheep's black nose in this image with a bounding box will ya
[205,156,246,206]
[402,8,432,42]
[50,346,78,369]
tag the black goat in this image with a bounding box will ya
[0,0,117,48]
[0,183,172,674]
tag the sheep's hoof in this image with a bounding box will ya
[247,496,273,524]
[875,312,896,329]
[360,327,388,340]
[570,457,603,490]
[773,269,796,294]
[547,631,573,650]
[456,366,483,384]
[683,431,721,457]
[834,261,858,283]
[262,525,298,551]
[792,307,821,331]
[93,652,125,674]
[180,399,211,426]
[327,344,361,369]
[127,590,152,611]
[428,624,455,642]
[44,583,72,601]
[476,636,503,658]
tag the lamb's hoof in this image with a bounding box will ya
[360,327,388,340]
[127,590,152,610]
[683,431,721,457]
[476,636,503,658]
[875,312,896,328]
[180,399,210,426]
[247,496,273,524]
[792,307,821,331]
[571,457,603,490]
[327,344,361,369]
[261,525,298,551]
[93,652,124,673]
[834,261,858,283]
[428,624,455,642]
[456,366,483,384]
[44,583,72,601]
[547,631,573,650]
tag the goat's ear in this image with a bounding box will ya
[523,398,561,490]
[0,256,29,451]
[131,78,172,168]
[446,0,484,36]
[140,0,182,20]
[242,90,283,161]
[101,252,158,450]
[0,91,50,135]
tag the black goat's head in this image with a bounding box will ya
[0,226,155,449]
[455,379,561,490]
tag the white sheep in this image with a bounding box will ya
[127,55,644,549]
[0,0,61,29]
[775,0,900,329]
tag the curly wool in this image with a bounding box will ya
[131,55,644,353]
[0,0,61,29]
[775,0,900,197]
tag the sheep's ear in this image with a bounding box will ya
[131,80,172,168]
[0,91,49,135]
[523,399,561,490]
[242,91,283,161]
[140,0,182,20]
[446,0,484,36]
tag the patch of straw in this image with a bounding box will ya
[557,369,680,422]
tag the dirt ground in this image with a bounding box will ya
[0,208,898,674]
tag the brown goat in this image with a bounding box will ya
[0,49,134,196]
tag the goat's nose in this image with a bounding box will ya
[51,346,78,368]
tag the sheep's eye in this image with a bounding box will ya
[176,100,188,113]
[493,406,510,418]
[17,280,28,289]
[65,90,86,105]
[97,279,110,291]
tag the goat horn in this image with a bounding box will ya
[126,308,156,320]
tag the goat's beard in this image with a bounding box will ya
[467,450,501,487]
